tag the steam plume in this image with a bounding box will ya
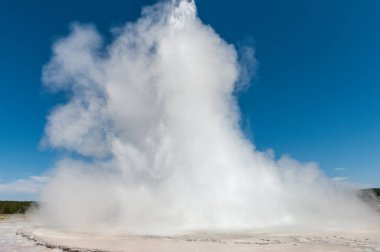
[37,0,376,234]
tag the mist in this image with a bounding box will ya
[35,0,376,234]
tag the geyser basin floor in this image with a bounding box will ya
[0,215,59,252]
[9,216,380,252]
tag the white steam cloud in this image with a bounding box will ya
[36,0,376,234]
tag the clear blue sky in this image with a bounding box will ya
[0,0,379,199]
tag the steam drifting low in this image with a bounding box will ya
[36,0,376,234]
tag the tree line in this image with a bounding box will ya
[0,201,37,214]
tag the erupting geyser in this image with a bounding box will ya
[35,0,376,234]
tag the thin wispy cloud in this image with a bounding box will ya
[334,168,347,172]
[0,176,49,194]
[333,176,349,182]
